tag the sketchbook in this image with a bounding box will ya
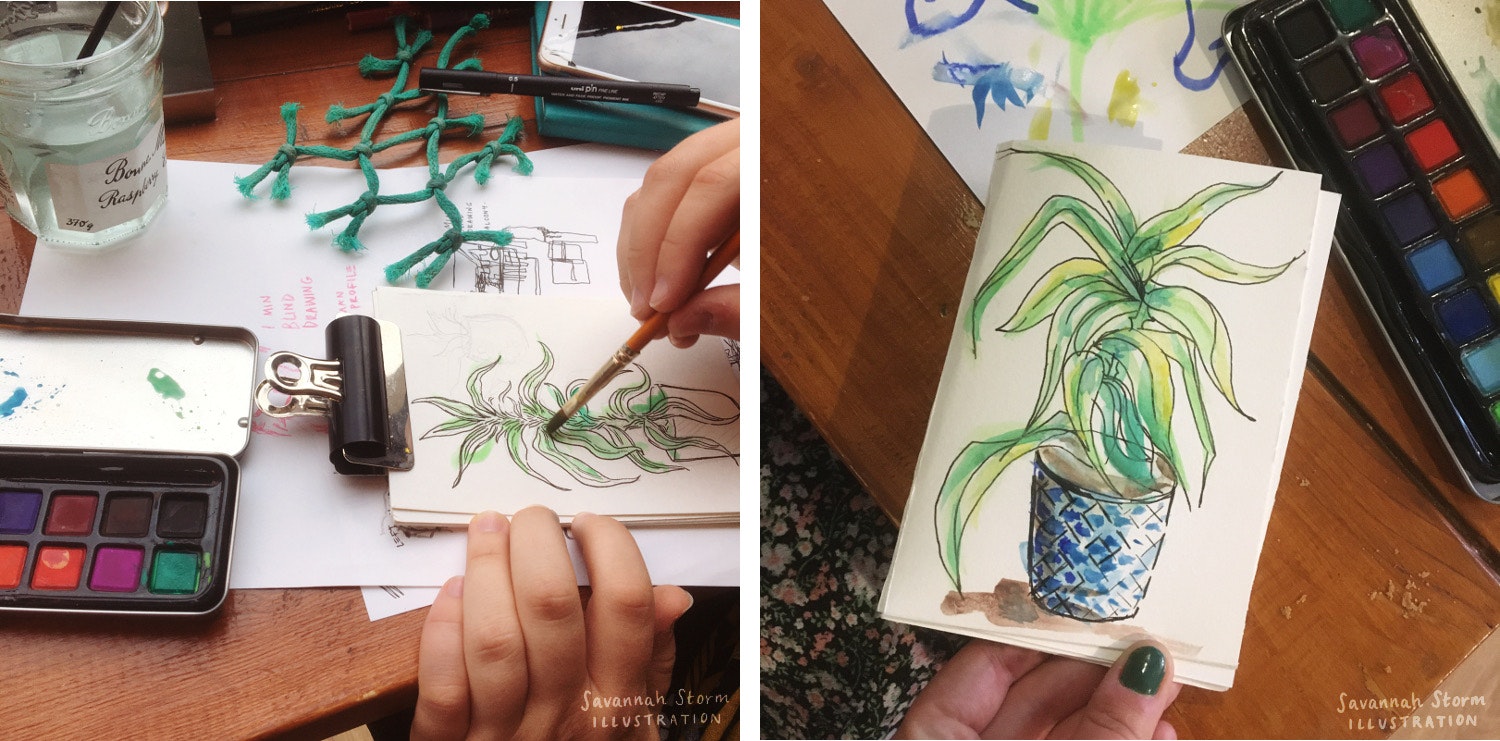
[877,141,1340,691]
[378,288,740,527]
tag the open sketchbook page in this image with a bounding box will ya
[379,288,740,525]
[823,0,1250,198]
[878,140,1338,690]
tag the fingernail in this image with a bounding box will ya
[649,282,670,311]
[1119,646,1167,696]
[446,575,464,598]
[474,510,506,533]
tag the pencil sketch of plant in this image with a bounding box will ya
[415,341,738,490]
[936,144,1299,621]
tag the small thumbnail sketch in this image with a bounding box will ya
[455,226,598,295]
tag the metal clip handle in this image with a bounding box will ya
[255,351,343,418]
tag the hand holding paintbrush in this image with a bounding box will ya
[547,233,740,434]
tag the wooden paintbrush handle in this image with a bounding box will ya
[626,233,742,351]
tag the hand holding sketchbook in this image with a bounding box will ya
[879,141,1341,691]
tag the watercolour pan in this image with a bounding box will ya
[1225,0,1500,500]
[378,288,740,527]
[877,140,1338,691]
[0,314,255,615]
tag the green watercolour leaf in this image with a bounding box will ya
[1001,145,1137,240]
[1142,328,1215,502]
[414,396,482,421]
[1139,244,1301,285]
[934,413,1070,590]
[535,430,634,487]
[1100,330,1182,487]
[1146,285,1248,418]
[966,195,1132,355]
[466,354,504,409]
[996,258,1116,333]
[505,421,565,490]
[420,416,482,439]
[553,427,641,462]
[1127,174,1280,260]
[1063,353,1113,487]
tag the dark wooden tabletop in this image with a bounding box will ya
[763,0,1500,737]
[0,4,734,738]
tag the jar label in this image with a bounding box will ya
[45,119,167,234]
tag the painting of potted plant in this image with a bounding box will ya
[935,144,1299,621]
[415,340,739,490]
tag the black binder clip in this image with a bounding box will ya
[254,315,414,475]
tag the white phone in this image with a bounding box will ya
[538,1,739,117]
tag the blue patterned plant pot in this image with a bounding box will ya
[1027,448,1175,622]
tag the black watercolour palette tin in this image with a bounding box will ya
[1226,0,1500,500]
[0,315,255,614]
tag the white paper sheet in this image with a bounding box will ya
[20,153,738,593]
[823,0,1251,199]
[877,141,1339,690]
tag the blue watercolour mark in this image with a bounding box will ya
[904,0,988,38]
[1173,0,1230,92]
[934,53,1045,126]
[1,370,17,378]
[0,387,26,417]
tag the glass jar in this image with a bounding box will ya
[0,1,167,250]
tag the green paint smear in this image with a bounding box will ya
[147,368,186,400]
[455,439,496,469]
[1471,58,1500,143]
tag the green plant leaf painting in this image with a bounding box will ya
[415,341,739,490]
[937,144,1299,590]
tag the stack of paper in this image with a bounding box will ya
[878,140,1339,690]
[379,288,740,527]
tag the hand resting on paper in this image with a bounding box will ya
[411,507,694,741]
[617,118,740,348]
[896,639,1182,740]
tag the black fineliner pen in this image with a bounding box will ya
[419,68,701,108]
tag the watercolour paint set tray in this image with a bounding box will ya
[0,314,256,615]
[1225,0,1500,499]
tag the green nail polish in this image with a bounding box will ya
[1120,646,1166,696]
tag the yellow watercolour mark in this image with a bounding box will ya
[1028,40,1041,66]
[1107,70,1141,127]
[1488,0,1500,45]
[1028,99,1054,140]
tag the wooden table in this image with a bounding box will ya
[0,5,733,738]
[764,0,1500,737]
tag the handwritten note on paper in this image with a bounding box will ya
[20,157,737,592]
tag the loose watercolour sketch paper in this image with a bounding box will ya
[823,0,1251,198]
[379,288,740,526]
[878,140,1340,691]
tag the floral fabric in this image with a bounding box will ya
[760,369,965,739]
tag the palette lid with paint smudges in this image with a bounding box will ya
[0,314,257,457]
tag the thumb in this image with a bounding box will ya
[646,586,693,692]
[667,284,740,346]
[1063,641,1181,739]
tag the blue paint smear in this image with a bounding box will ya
[934,53,1044,126]
[0,387,26,417]
[1173,0,1230,91]
[904,0,1037,40]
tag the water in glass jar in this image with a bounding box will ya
[0,26,167,249]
